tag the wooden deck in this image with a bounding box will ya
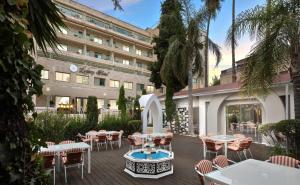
[57,135,269,185]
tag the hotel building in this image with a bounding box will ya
[35,0,161,112]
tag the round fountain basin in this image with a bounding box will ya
[124,149,174,179]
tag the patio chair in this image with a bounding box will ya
[46,141,55,146]
[118,130,124,148]
[160,136,172,151]
[107,133,120,149]
[153,137,161,148]
[96,133,107,151]
[204,139,223,158]
[242,137,253,159]
[194,160,217,185]
[128,135,142,150]
[228,139,249,160]
[267,155,300,168]
[40,151,56,185]
[213,155,236,169]
[77,133,91,143]
[62,148,84,183]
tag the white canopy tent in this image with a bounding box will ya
[139,94,163,134]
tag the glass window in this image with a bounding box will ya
[108,99,117,110]
[123,45,130,52]
[55,72,70,82]
[94,77,105,86]
[137,83,144,91]
[147,85,154,93]
[41,70,49,80]
[109,80,120,88]
[123,59,130,65]
[124,82,133,90]
[55,96,70,107]
[94,37,103,44]
[97,99,105,109]
[136,49,142,56]
[76,75,89,84]
[57,44,67,51]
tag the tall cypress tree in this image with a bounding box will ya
[150,0,186,122]
[117,85,127,117]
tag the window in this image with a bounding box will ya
[94,77,105,86]
[147,85,154,93]
[193,78,199,83]
[59,27,68,35]
[124,82,133,90]
[97,99,105,109]
[94,52,101,59]
[123,59,130,65]
[109,80,120,88]
[94,37,102,44]
[136,49,142,56]
[76,75,89,84]
[55,72,70,82]
[41,70,49,80]
[57,44,67,51]
[137,83,144,91]
[55,96,70,107]
[123,45,130,52]
[108,100,117,110]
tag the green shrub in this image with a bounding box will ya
[117,85,127,117]
[86,96,98,126]
[127,120,142,135]
[64,116,87,141]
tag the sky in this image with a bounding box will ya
[76,0,265,81]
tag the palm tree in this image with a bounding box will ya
[226,0,300,116]
[202,0,223,87]
[231,0,237,82]
[163,0,221,135]
[0,1,121,183]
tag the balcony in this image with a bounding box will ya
[36,48,151,76]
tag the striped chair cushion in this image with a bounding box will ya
[45,141,55,146]
[213,155,229,168]
[269,155,299,168]
[195,160,213,174]
[59,140,75,144]
[195,160,214,185]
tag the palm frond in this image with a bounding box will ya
[208,38,222,66]
[28,0,65,53]
[111,0,123,10]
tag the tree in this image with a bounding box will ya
[0,1,65,183]
[231,0,237,83]
[202,0,223,87]
[211,75,221,86]
[117,85,127,117]
[226,0,300,118]
[86,96,98,127]
[159,0,222,135]
[150,0,187,122]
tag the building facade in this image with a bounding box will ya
[161,58,293,143]
[35,0,163,112]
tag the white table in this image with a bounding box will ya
[40,142,91,173]
[86,131,118,150]
[208,135,236,157]
[205,159,300,185]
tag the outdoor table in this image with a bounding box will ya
[204,159,300,185]
[208,135,236,157]
[86,131,118,151]
[40,142,91,173]
[132,133,169,148]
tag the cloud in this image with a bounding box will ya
[76,0,142,12]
